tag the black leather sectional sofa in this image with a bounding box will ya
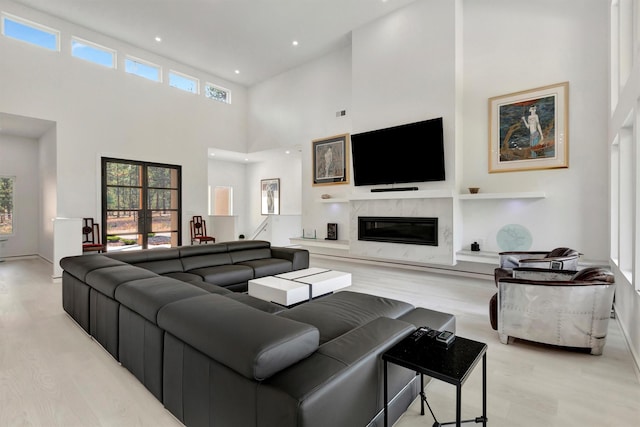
[60,240,456,427]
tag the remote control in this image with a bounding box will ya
[409,327,432,342]
[435,330,455,347]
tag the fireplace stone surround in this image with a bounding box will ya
[349,196,454,265]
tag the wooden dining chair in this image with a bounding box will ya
[82,218,106,253]
[190,216,215,245]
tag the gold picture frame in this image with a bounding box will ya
[312,134,350,186]
[489,82,569,173]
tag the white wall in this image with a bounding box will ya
[0,0,248,257]
[207,159,247,238]
[609,0,640,375]
[460,0,609,260]
[38,125,57,262]
[0,135,39,257]
[248,0,609,263]
[249,46,352,238]
[246,153,302,235]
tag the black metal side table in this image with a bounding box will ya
[382,332,487,427]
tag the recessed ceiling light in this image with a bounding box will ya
[292,40,299,46]
[285,150,291,154]
[210,153,215,157]
[244,158,249,162]
[155,36,162,42]
[235,70,240,74]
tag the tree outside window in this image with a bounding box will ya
[205,83,230,104]
[0,177,15,235]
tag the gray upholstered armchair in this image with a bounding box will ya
[495,267,615,355]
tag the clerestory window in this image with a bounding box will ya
[1,13,59,51]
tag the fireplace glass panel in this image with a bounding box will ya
[358,217,438,246]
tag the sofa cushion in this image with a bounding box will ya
[178,243,230,258]
[187,264,254,287]
[164,275,232,295]
[278,291,414,344]
[230,248,272,264]
[157,294,319,380]
[106,248,181,264]
[237,257,293,278]
[60,255,125,281]
[163,271,214,284]
[115,277,209,324]
[133,259,184,275]
[181,252,233,271]
[85,264,158,298]
[225,240,271,252]
[225,293,287,314]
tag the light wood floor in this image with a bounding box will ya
[1,256,639,426]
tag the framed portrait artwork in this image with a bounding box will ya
[488,82,569,173]
[260,178,280,215]
[312,134,350,186]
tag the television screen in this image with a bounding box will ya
[350,117,445,186]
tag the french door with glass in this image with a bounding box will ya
[102,158,181,251]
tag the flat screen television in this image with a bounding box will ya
[350,117,445,186]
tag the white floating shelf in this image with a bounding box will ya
[347,189,455,201]
[289,237,350,250]
[458,191,546,200]
[456,250,499,264]
[316,198,349,203]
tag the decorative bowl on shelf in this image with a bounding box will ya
[321,194,331,199]
[468,187,480,194]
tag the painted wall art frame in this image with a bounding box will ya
[312,134,350,186]
[488,82,569,173]
[260,178,280,215]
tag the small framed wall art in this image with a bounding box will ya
[260,178,280,215]
[488,82,569,173]
[326,223,338,240]
[312,134,350,185]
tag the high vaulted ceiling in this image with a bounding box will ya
[12,0,417,87]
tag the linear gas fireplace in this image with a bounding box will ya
[358,216,438,246]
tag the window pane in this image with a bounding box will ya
[106,188,142,210]
[150,211,178,233]
[2,15,58,51]
[106,163,141,186]
[125,57,161,82]
[106,212,140,235]
[147,189,178,210]
[147,166,177,188]
[71,38,115,68]
[213,186,232,216]
[0,177,15,235]
[205,83,231,104]
[169,71,199,94]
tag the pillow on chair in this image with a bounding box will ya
[572,267,614,283]
[547,247,579,258]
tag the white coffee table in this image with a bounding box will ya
[248,268,351,307]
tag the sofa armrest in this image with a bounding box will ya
[258,317,415,427]
[157,294,319,380]
[271,247,309,270]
